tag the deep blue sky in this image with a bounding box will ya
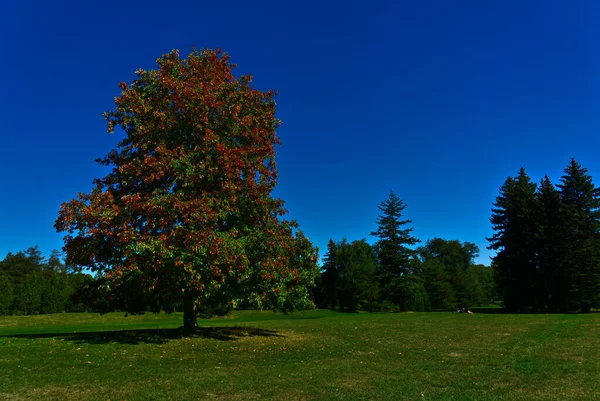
[1,1,600,265]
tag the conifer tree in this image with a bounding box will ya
[488,168,538,311]
[536,176,568,311]
[371,191,422,310]
[557,159,600,312]
[318,239,339,309]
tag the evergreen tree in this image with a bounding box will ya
[0,247,94,315]
[371,191,422,309]
[557,159,600,312]
[488,168,539,312]
[0,250,43,287]
[45,250,65,273]
[318,239,340,309]
[536,176,568,311]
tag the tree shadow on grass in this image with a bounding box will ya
[0,326,283,345]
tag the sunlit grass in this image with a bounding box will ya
[0,310,598,400]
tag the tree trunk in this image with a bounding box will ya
[183,288,197,333]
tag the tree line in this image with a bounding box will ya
[313,158,600,314]
[3,159,598,316]
[313,191,496,312]
[489,159,600,313]
[0,246,91,315]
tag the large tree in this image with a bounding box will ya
[371,191,424,310]
[536,175,569,311]
[557,159,600,312]
[55,49,318,330]
[488,168,539,312]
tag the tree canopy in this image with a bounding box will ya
[55,49,318,330]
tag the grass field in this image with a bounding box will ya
[0,310,599,400]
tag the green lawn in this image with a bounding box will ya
[0,310,598,400]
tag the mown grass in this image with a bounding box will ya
[0,310,598,400]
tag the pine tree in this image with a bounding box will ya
[557,159,600,312]
[488,168,539,312]
[318,239,339,309]
[371,191,422,310]
[536,176,568,311]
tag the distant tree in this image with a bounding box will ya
[419,238,482,308]
[466,264,495,306]
[45,250,65,273]
[24,246,45,267]
[13,274,43,315]
[393,274,430,312]
[0,247,95,315]
[0,249,43,287]
[336,239,379,311]
[536,176,569,311]
[371,191,421,309]
[55,49,318,330]
[557,159,600,312]
[419,258,455,310]
[488,168,539,312]
[315,239,339,309]
[0,274,13,314]
[65,273,95,312]
[317,239,378,311]
[39,273,71,314]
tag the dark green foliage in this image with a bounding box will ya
[317,239,378,311]
[315,239,342,309]
[371,191,422,310]
[419,238,489,309]
[468,264,496,305]
[488,168,539,312]
[420,258,456,310]
[0,247,92,315]
[536,176,569,312]
[0,274,13,314]
[0,247,45,287]
[391,275,430,312]
[488,160,600,313]
[556,159,600,312]
[13,274,43,315]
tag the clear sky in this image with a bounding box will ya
[1,0,600,265]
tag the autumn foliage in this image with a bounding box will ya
[55,49,318,329]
